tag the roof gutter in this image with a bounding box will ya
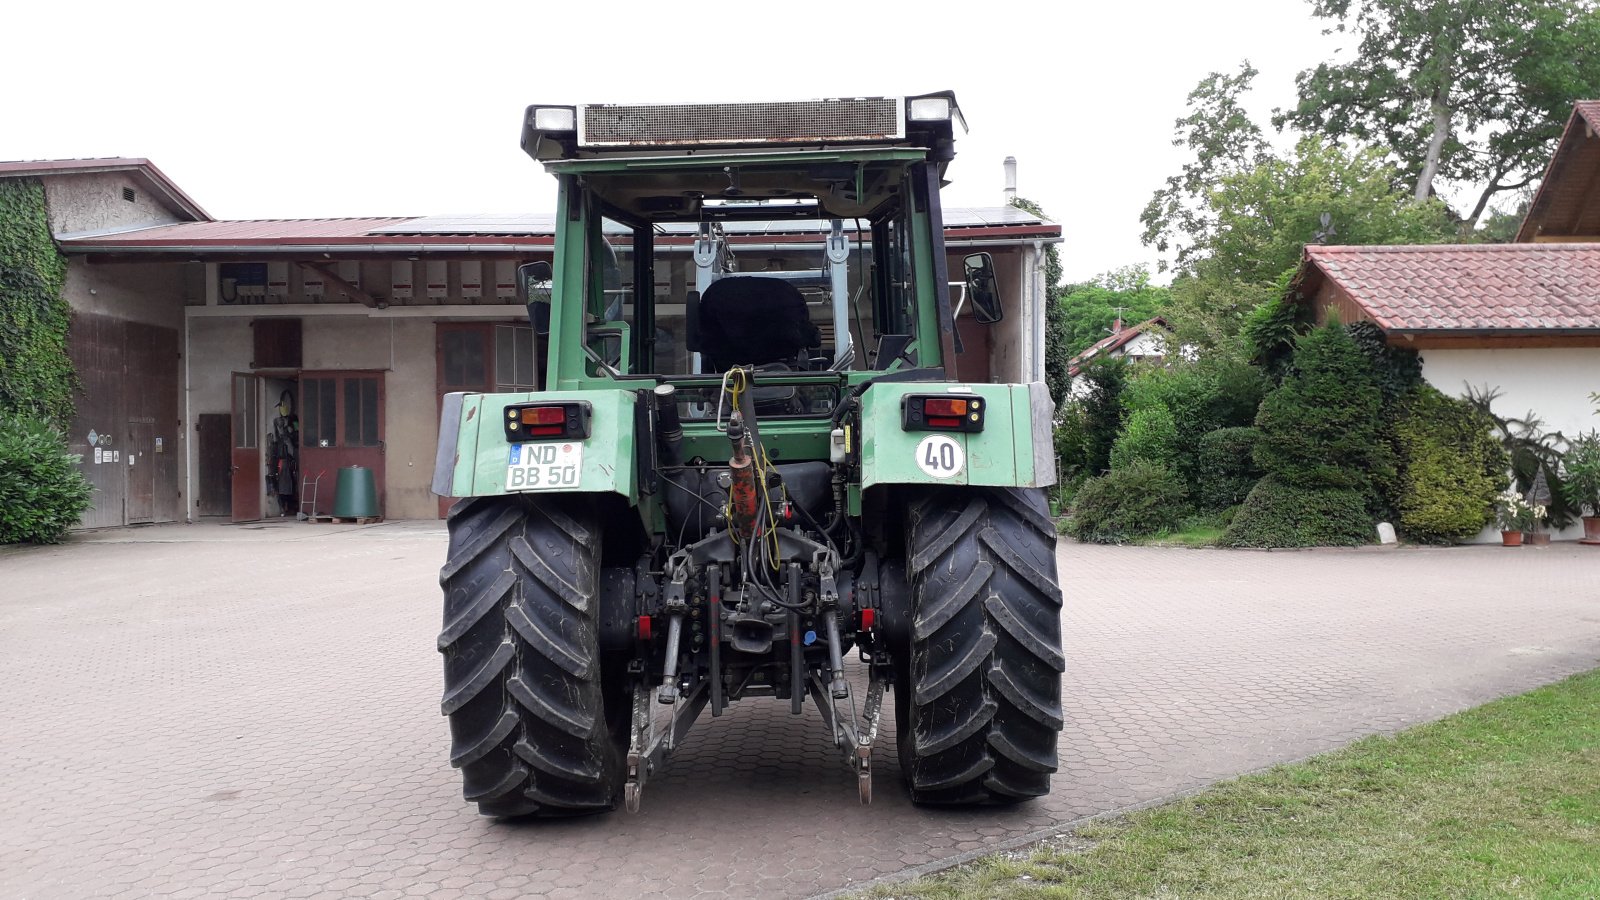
[58,241,556,256]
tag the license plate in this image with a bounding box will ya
[505,441,583,492]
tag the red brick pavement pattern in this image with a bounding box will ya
[1,524,1597,899]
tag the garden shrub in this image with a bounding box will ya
[1220,476,1372,548]
[1240,292,1312,380]
[1110,404,1181,470]
[1393,386,1507,543]
[1347,321,1423,409]
[1053,400,1089,484]
[1117,356,1266,484]
[1077,356,1128,476]
[1196,426,1262,510]
[1253,322,1391,497]
[1205,354,1270,432]
[1067,460,1189,544]
[0,412,93,544]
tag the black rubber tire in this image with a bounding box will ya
[897,487,1064,805]
[438,495,624,817]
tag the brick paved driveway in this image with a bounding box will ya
[2,523,1597,899]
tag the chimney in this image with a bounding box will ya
[1003,156,1017,204]
[1112,317,1123,334]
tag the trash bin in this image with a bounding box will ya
[332,465,379,518]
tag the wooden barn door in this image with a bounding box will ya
[230,373,262,522]
[126,419,156,524]
[298,371,386,516]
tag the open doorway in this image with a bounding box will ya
[262,376,299,517]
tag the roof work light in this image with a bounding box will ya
[531,106,577,132]
[907,96,953,122]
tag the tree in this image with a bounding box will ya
[1150,135,1452,350]
[1077,357,1129,477]
[1276,0,1600,232]
[1198,137,1454,287]
[1141,62,1270,273]
[1057,266,1170,357]
[1253,321,1392,497]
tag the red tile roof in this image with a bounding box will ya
[1303,243,1600,332]
[1579,100,1600,130]
[1067,316,1169,376]
[0,157,210,221]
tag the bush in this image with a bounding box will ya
[1067,460,1189,544]
[1053,400,1089,483]
[1196,426,1263,511]
[1240,293,1310,379]
[1253,322,1391,496]
[1110,405,1181,470]
[1560,430,1600,517]
[1118,357,1267,483]
[0,412,92,544]
[1393,386,1507,544]
[1347,321,1423,408]
[1077,356,1128,476]
[1220,476,1373,548]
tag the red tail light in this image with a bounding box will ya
[505,402,591,441]
[902,393,985,432]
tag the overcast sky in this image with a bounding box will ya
[3,0,1340,283]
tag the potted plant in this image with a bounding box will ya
[1561,430,1600,544]
[1494,489,1540,546]
[1527,469,1555,545]
[1467,387,1577,530]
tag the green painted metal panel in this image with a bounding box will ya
[444,389,637,499]
[1009,386,1036,485]
[859,382,1047,489]
[449,394,482,494]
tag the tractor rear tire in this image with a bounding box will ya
[897,487,1064,805]
[438,495,624,817]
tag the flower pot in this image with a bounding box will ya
[1501,530,1523,547]
[1525,531,1552,546]
[1583,516,1600,546]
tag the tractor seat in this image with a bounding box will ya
[697,276,822,372]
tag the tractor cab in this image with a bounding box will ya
[516,94,1001,396]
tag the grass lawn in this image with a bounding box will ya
[869,669,1600,899]
[1143,520,1227,548]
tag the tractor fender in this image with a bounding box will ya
[433,389,638,499]
[856,381,1055,490]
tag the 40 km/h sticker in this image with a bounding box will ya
[915,434,965,479]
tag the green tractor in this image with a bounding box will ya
[433,93,1063,816]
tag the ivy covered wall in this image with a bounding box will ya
[0,178,75,426]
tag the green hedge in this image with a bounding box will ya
[1394,386,1507,544]
[1110,404,1180,471]
[0,179,74,426]
[1253,323,1391,496]
[1196,426,1262,511]
[1220,476,1372,548]
[1119,358,1267,484]
[1068,460,1189,544]
[0,412,92,544]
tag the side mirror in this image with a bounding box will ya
[518,261,553,335]
[963,252,1003,325]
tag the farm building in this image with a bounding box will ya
[1291,100,1600,541]
[0,158,1060,527]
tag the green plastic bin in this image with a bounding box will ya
[332,465,379,518]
